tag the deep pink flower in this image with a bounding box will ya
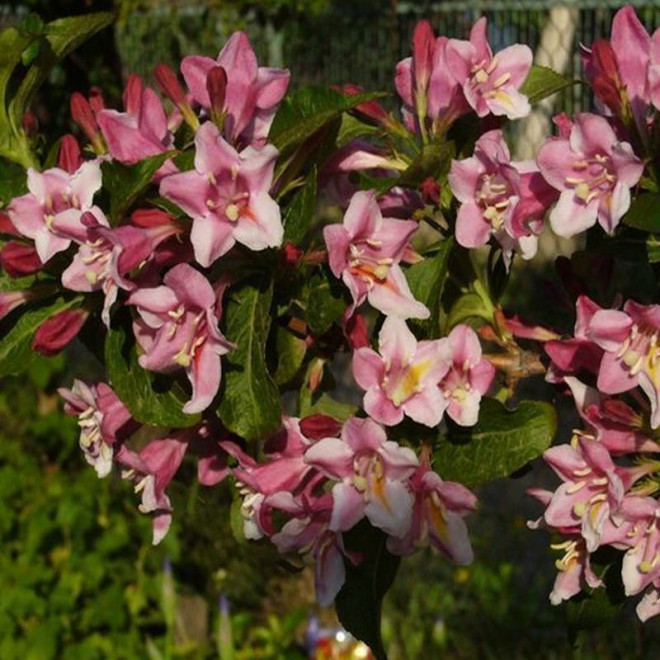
[537,113,643,237]
[181,31,289,147]
[96,74,175,167]
[128,263,233,414]
[353,316,449,427]
[323,190,428,319]
[160,121,282,267]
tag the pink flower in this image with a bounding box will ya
[587,299,660,428]
[438,325,495,426]
[59,380,136,478]
[115,437,188,544]
[548,537,602,605]
[181,31,289,147]
[352,316,449,427]
[537,113,643,237]
[323,190,428,319]
[388,455,476,562]
[446,17,532,120]
[304,417,418,538]
[8,160,102,263]
[394,21,469,136]
[160,121,282,267]
[96,74,175,167]
[127,263,233,414]
[449,130,552,263]
[0,289,32,322]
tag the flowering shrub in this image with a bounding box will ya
[6,5,660,656]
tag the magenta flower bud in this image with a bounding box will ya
[70,92,100,143]
[57,134,83,174]
[21,111,38,137]
[32,307,89,356]
[207,65,228,119]
[343,311,369,350]
[299,414,342,441]
[130,208,175,228]
[280,242,303,268]
[0,241,43,277]
[0,211,20,237]
[154,63,187,106]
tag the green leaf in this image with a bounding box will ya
[282,166,317,244]
[647,234,660,262]
[0,295,83,379]
[8,13,115,133]
[100,152,173,224]
[105,323,200,428]
[217,279,282,441]
[299,391,357,420]
[336,112,383,148]
[405,238,453,338]
[395,141,455,189]
[622,193,660,232]
[520,65,575,105]
[435,398,557,489]
[336,521,399,660]
[306,269,346,335]
[0,159,27,205]
[269,86,385,154]
[273,326,306,386]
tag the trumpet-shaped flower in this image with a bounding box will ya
[8,160,102,263]
[128,263,233,414]
[304,417,418,538]
[323,190,428,319]
[160,121,282,267]
[537,113,643,237]
[181,31,289,146]
[353,316,449,427]
[446,17,532,120]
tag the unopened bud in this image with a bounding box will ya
[343,312,369,349]
[280,242,303,268]
[207,66,228,126]
[0,212,20,237]
[32,308,89,356]
[300,414,342,440]
[131,208,174,228]
[22,111,38,137]
[154,63,187,106]
[58,134,82,174]
[0,241,43,277]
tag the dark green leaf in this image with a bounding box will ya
[269,86,386,154]
[647,234,660,262]
[273,326,306,386]
[520,65,575,105]
[105,323,200,428]
[395,141,455,189]
[565,588,619,633]
[0,159,27,205]
[217,279,282,441]
[9,13,115,132]
[622,193,660,232]
[101,152,174,224]
[435,398,556,489]
[405,238,453,338]
[336,521,399,660]
[336,113,383,148]
[282,166,317,244]
[0,295,83,378]
[306,270,346,334]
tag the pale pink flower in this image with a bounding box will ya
[59,380,136,478]
[304,417,418,538]
[449,130,553,264]
[128,263,233,414]
[445,17,532,120]
[160,121,282,267]
[8,160,102,263]
[0,289,32,322]
[537,113,643,237]
[388,456,476,562]
[181,31,289,147]
[438,325,495,426]
[352,316,449,427]
[548,537,602,605]
[323,190,428,319]
[587,300,660,428]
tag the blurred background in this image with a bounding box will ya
[4,1,660,657]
